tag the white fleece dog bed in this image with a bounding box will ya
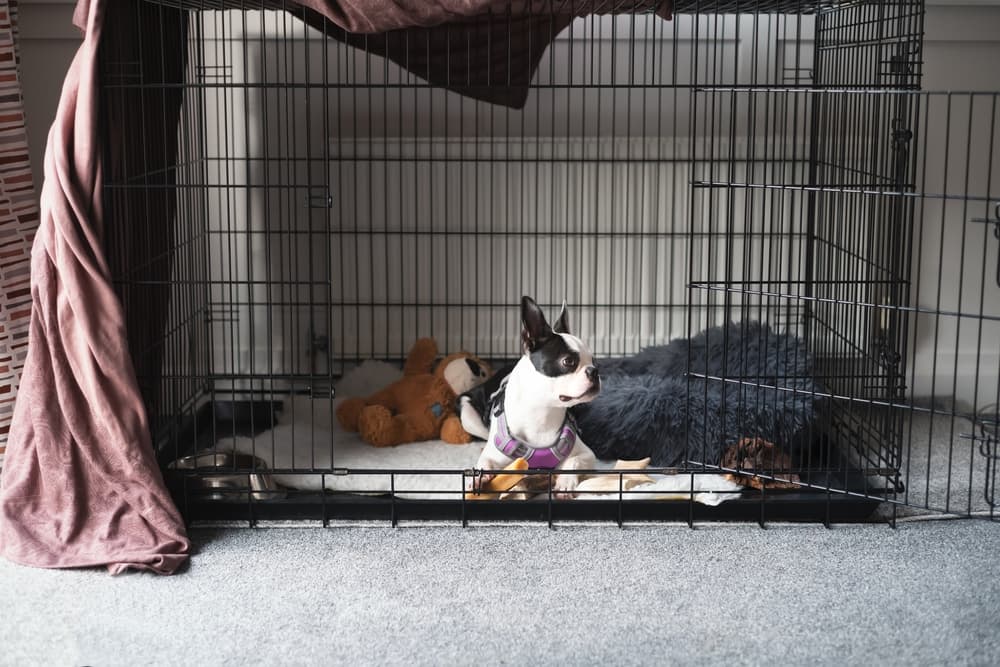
[219,361,743,505]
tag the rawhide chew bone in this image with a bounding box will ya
[468,458,529,499]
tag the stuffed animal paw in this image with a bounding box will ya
[357,405,396,447]
[336,397,367,432]
[403,338,439,376]
[440,415,472,444]
[358,404,441,447]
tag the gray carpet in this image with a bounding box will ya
[895,410,994,515]
[868,410,994,521]
[1,520,999,667]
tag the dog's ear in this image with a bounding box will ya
[521,296,552,352]
[552,300,570,335]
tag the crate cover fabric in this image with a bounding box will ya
[296,0,674,108]
[0,0,190,575]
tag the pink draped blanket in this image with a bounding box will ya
[0,0,671,574]
[0,0,190,574]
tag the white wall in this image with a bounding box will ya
[19,1,78,191]
[909,4,1000,408]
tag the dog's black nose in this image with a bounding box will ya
[585,366,599,381]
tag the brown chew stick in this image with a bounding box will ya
[468,458,529,499]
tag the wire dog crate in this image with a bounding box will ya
[98,0,1000,526]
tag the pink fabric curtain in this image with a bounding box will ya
[0,0,190,574]
[0,1,37,468]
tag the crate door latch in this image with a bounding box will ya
[961,407,1000,509]
[971,202,1000,288]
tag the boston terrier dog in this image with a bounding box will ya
[459,296,601,498]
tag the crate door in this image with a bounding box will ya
[899,93,1000,517]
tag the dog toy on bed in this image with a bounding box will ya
[574,458,656,494]
[336,338,493,447]
[720,437,801,490]
[466,458,530,500]
[474,458,656,500]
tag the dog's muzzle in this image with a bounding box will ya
[559,373,601,403]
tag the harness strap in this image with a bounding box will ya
[492,380,578,469]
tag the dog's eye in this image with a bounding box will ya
[561,356,577,369]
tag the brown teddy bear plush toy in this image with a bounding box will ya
[336,338,492,447]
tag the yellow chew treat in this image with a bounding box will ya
[468,458,529,499]
[613,457,652,470]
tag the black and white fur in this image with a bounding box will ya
[460,296,601,497]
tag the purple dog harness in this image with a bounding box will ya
[493,410,578,469]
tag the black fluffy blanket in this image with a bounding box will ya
[573,322,821,467]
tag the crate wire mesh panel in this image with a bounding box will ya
[98,0,1000,524]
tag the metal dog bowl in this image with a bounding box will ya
[167,450,285,502]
